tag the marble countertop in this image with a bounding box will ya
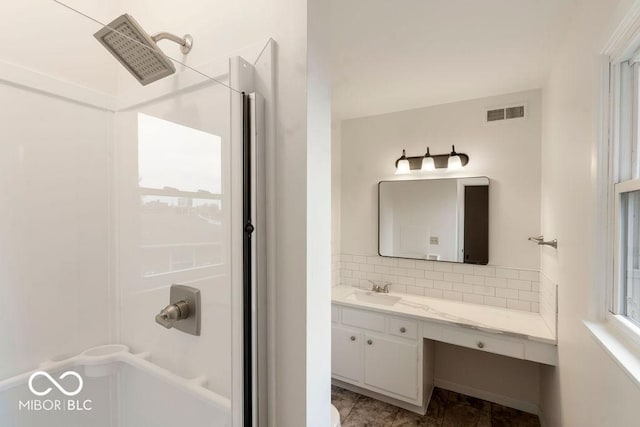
[332,285,556,345]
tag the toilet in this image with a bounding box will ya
[331,404,341,427]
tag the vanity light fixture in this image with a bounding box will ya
[394,146,469,172]
[420,147,435,172]
[447,145,463,170]
[395,149,411,174]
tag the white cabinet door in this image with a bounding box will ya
[364,334,418,400]
[332,326,363,383]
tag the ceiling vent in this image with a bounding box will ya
[485,104,526,123]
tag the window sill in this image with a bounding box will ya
[584,317,640,389]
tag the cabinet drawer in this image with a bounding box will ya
[443,328,524,359]
[341,307,386,332]
[388,316,418,340]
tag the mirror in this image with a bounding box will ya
[378,177,489,264]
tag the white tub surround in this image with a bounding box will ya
[331,285,557,414]
[0,345,230,427]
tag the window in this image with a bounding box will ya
[611,55,640,329]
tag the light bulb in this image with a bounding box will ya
[395,149,411,174]
[421,147,435,171]
[448,145,463,170]
[421,156,435,171]
[448,155,462,170]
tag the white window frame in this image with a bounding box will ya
[607,42,640,346]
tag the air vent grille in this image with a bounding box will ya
[506,106,525,119]
[486,104,526,123]
[487,109,505,122]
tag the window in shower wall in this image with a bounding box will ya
[137,113,224,276]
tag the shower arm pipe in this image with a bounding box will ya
[151,32,193,54]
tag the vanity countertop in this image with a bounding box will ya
[332,285,556,345]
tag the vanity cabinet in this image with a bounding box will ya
[331,306,434,411]
[363,333,419,400]
[332,325,363,382]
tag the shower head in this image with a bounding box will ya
[94,14,193,86]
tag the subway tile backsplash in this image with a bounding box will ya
[334,253,541,313]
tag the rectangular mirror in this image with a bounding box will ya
[378,177,489,264]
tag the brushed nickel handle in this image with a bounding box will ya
[400,327,406,333]
[367,339,373,345]
[477,341,485,349]
[350,336,356,341]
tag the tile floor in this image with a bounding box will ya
[331,386,540,427]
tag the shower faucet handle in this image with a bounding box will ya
[155,300,190,329]
[154,284,202,336]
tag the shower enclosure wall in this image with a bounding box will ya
[0,1,272,426]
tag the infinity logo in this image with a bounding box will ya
[28,371,84,397]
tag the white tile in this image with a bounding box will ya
[398,259,416,268]
[353,270,367,279]
[464,275,485,285]
[356,255,370,264]
[424,289,444,298]
[342,270,353,278]
[367,256,382,265]
[484,296,507,308]
[473,285,495,296]
[345,277,358,286]
[434,263,453,272]
[496,268,519,279]
[463,293,484,304]
[346,262,358,271]
[519,270,540,281]
[406,285,425,296]
[485,277,508,288]
[507,279,531,291]
[474,266,496,277]
[518,290,539,302]
[532,281,540,292]
[399,276,415,286]
[507,299,531,311]
[391,267,408,276]
[342,254,353,262]
[452,282,474,293]
[496,288,518,299]
[374,265,390,274]
[408,269,425,278]
[531,302,540,312]
[434,281,453,290]
[443,272,463,282]
[415,260,434,270]
[366,272,382,281]
[424,271,444,280]
[360,263,375,272]
[443,291,463,301]
[415,278,434,288]
[382,258,399,267]
[382,274,398,284]
[453,264,475,274]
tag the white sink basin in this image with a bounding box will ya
[346,291,401,306]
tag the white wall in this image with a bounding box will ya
[539,0,640,425]
[0,83,113,379]
[332,121,342,286]
[340,89,542,271]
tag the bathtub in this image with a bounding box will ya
[0,345,231,427]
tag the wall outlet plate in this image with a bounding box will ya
[430,237,439,245]
[170,284,201,336]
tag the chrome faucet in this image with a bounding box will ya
[369,280,390,293]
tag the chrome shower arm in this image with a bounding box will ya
[151,32,193,54]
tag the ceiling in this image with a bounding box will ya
[331,0,576,120]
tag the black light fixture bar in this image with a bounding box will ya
[394,151,469,170]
